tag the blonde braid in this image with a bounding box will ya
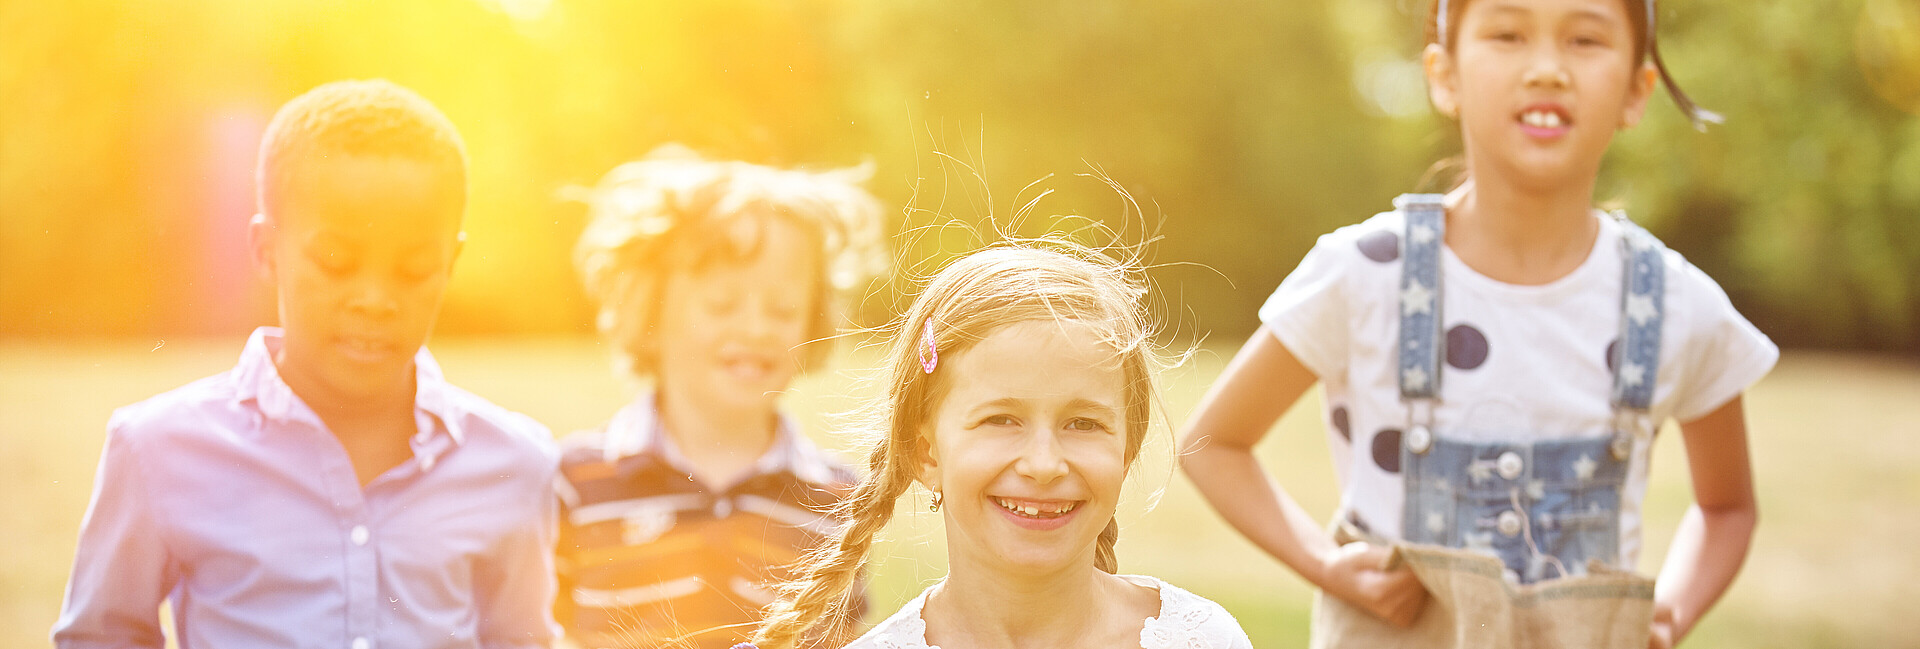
[754,286,946,649]
[753,439,918,649]
[754,241,1167,647]
[1094,517,1121,574]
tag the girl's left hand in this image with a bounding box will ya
[1647,601,1676,649]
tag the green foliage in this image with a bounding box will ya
[0,0,1913,349]
[1608,0,1920,352]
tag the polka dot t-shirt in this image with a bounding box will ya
[1260,209,1777,568]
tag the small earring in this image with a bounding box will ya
[929,491,943,512]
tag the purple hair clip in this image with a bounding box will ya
[919,319,939,374]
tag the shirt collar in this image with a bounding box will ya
[232,326,467,448]
[602,390,840,487]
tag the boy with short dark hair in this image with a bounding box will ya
[53,79,560,649]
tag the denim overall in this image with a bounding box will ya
[1391,194,1665,585]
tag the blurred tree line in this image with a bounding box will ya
[2,0,1915,352]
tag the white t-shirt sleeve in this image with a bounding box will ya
[1668,255,1780,423]
[1258,230,1358,383]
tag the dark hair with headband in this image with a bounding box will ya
[1426,0,1721,131]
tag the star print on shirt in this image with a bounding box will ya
[1621,361,1647,388]
[1573,454,1598,482]
[1465,531,1495,555]
[1467,461,1493,483]
[1402,366,1429,392]
[1409,222,1437,245]
[1401,280,1433,316]
[1625,293,1658,327]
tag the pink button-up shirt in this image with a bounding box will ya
[54,327,560,649]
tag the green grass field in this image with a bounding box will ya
[4,338,1916,648]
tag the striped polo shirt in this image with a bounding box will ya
[554,394,862,649]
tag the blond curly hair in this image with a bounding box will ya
[573,145,889,378]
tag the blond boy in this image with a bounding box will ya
[556,147,885,649]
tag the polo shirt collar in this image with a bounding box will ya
[602,391,840,487]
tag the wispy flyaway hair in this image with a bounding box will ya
[750,235,1162,649]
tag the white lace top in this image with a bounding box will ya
[845,575,1254,649]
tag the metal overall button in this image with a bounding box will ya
[1407,424,1433,454]
[1612,410,1648,461]
[1496,451,1524,480]
[1496,510,1523,537]
[1611,430,1633,460]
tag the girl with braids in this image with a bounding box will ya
[1180,0,1771,646]
[748,242,1252,649]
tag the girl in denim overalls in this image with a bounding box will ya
[1179,0,1775,647]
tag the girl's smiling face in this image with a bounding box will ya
[1428,0,1657,190]
[919,319,1131,576]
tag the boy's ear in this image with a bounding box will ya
[1620,63,1659,130]
[247,213,278,283]
[1423,43,1460,119]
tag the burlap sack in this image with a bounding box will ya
[1310,523,1654,649]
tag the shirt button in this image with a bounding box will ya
[1496,451,1524,480]
[351,637,370,649]
[350,525,370,546]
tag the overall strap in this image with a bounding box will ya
[1395,194,1447,452]
[1396,194,1446,400]
[1609,212,1667,457]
